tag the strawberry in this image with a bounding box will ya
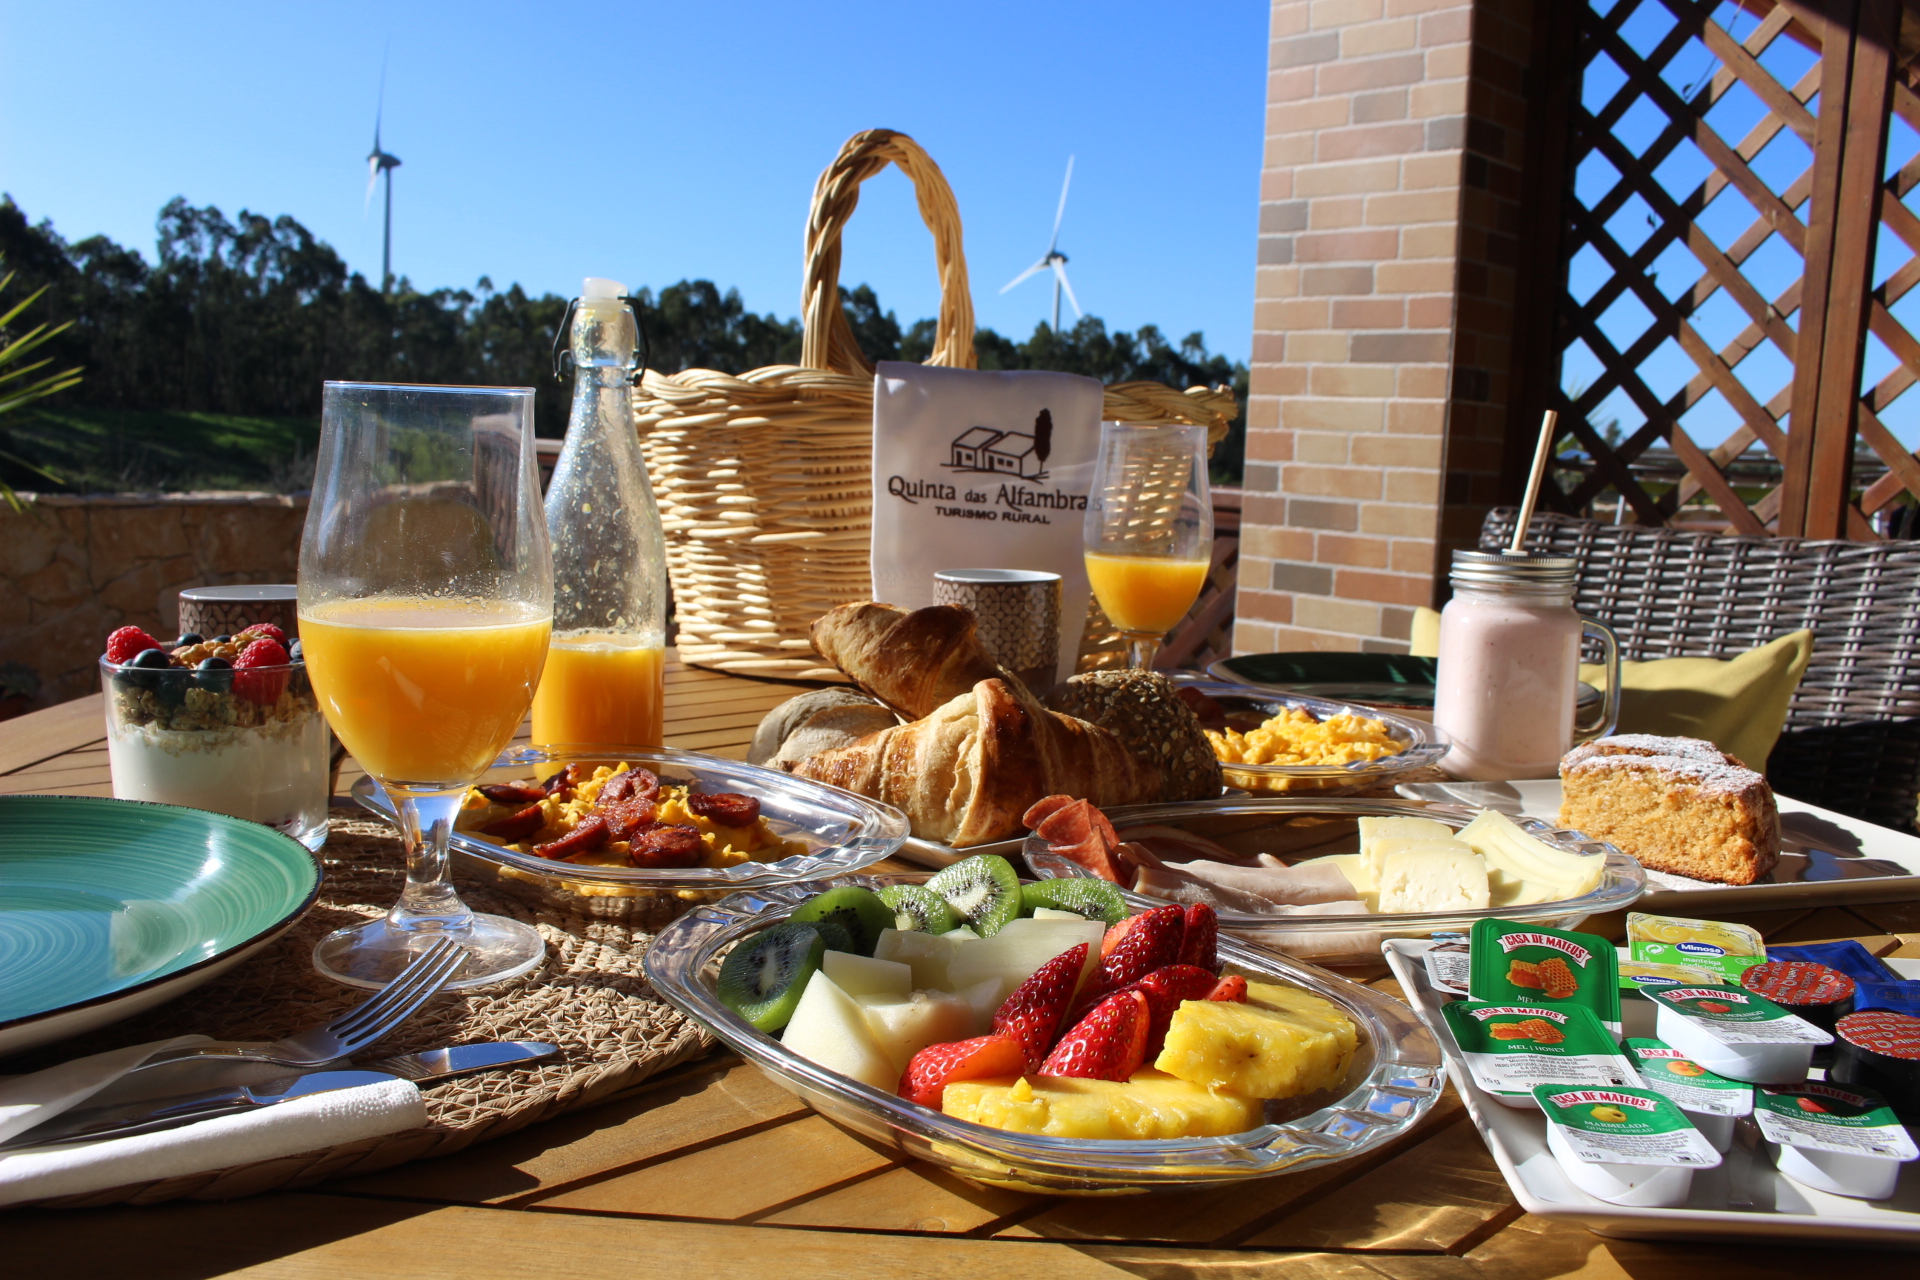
[234,622,288,647]
[1091,905,1186,997]
[105,626,163,665]
[1176,903,1218,971]
[1207,974,1248,1002]
[900,1034,1026,1109]
[1117,964,1222,1056]
[1039,990,1150,1080]
[992,943,1087,1069]
[233,637,291,705]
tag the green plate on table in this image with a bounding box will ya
[0,795,321,1058]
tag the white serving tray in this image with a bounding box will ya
[1398,778,1920,911]
[1384,937,1920,1248]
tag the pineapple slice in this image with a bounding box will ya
[1154,981,1357,1100]
[940,1069,1262,1139]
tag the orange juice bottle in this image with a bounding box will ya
[1083,552,1210,635]
[300,599,551,785]
[538,279,669,748]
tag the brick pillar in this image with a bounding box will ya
[1235,0,1549,654]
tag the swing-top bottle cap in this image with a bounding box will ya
[582,277,626,300]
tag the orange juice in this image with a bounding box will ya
[1084,553,1210,634]
[531,634,665,748]
[299,599,550,786]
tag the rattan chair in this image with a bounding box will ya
[1480,509,1920,832]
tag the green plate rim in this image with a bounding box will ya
[0,794,323,1036]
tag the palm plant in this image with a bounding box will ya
[0,268,83,511]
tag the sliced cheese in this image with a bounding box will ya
[1361,835,1475,885]
[1375,844,1491,913]
[1457,809,1605,906]
[1358,815,1453,855]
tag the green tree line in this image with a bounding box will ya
[0,196,1245,473]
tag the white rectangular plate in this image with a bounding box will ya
[1384,937,1920,1248]
[1398,778,1920,910]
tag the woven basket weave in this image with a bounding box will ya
[634,128,1239,680]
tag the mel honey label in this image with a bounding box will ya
[1469,918,1621,1033]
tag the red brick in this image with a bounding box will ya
[1252,333,1288,363]
[1361,502,1438,537]
[1294,595,1383,636]
[1351,331,1451,363]
[1316,533,1393,568]
[1343,18,1418,57]
[1406,295,1455,327]
[1310,364,1398,397]
[1334,568,1432,607]
[1331,297,1406,328]
[1310,0,1384,25]
[1309,196,1366,229]
[1301,265,1376,295]
[1295,159,1402,196]
[1238,588,1295,624]
[1317,53,1427,95]
[1242,525,1317,560]
[1316,122,1428,162]
[1284,464,1382,499]
[1286,398,1385,431]
[1418,7,1472,45]
[1296,228,1400,262]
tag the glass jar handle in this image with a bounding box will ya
[1573,617,1620,744]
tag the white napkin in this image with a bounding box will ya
[0,1036,426,1206]
[870,361,1106,683]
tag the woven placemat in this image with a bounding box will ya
[16,814,719,1209]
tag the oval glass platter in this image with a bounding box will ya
[351,746,909,922]
[1025,797,1645,966]
[644,873,1445,1195]
[0,795,321,1058]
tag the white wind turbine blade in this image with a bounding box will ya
[1048,155,1074,253]
[1051,259,1082,318]
[365,153,381,212]
[1001,258,1051,294]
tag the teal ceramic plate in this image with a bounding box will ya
[1209,653,1601,714]
[0,796,321,1058]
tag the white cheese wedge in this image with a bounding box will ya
[1457,810,1605,906]
[1376,844,1491,913]
[1361,835,1477,885]
[1298,852,1379,911]
[1357,815,1454,859]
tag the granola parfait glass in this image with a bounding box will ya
[299,382,555,989]
[100,641,330,851]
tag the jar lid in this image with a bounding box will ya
[1450,550,1577,588]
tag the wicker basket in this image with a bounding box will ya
[634,128,1238,680]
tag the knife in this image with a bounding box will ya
[1,1041,559,1152]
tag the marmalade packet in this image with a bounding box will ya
[1626,912,1765,982]
[1469,918,1620,1034]
[1532,1085,1721,1168]
[1440,1001,1640,1107]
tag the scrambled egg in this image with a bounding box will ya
[1207,709,1401,793]
[455,762,806,871]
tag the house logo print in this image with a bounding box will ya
[947,409,1054,482]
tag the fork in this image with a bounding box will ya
[131,935,466,1072]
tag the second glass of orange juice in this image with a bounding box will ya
[531,633,664,747]
[1082,421,1214,670]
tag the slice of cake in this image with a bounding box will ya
[1558,734,1779,886]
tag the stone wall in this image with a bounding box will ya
[1,492,307,705]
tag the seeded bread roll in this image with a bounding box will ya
[1042,669,1224,803]
[1558,733,1779,886]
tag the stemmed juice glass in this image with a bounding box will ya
[298,382,554,989]
[1082,421,1214,671]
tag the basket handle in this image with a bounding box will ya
[801,129,977,376]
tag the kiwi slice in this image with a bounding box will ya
[810,919,857,953]
[717,921,825,1031]
[877,884,959,934]
[927,854,1022,937]
[789,886,893,957]
[1020,878,1128,926]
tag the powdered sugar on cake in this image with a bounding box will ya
[1562,734,1765,800]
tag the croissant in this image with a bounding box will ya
[792,678,1161,847]
[811,602,1009,720]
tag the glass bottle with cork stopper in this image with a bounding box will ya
[531,277,669,749]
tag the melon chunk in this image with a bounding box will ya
[822,950,913,1000]
[860,989,979,1072]
[780,972,898,1091]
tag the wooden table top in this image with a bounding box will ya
[4,654,1918,1278]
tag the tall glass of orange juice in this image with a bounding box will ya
[531,634,664,747]
[298,382,554,989]
[1083,421,1214,670]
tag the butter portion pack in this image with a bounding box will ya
[1627,912,1765,982]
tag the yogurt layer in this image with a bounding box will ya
[108,713,329,830]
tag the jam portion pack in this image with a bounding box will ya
[1469,918,1620,1034]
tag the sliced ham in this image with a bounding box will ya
[1162,858,1359,906]
[1131,863,1278,914]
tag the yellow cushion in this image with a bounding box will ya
[1410,606,1811,770]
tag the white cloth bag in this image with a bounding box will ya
[870,361,1105,684]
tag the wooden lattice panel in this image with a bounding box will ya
[1550,0,1917,539]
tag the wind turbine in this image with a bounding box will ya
[1001,156,1081,331]
[365,76,402,294]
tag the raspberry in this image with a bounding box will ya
[233,638,291,705]
[235,622,288,647]
[105,626,163,665]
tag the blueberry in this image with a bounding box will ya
[195,656,234,694]
[288,639,303,662]
[211,634,231,644]
[176,632,205,646]
[154,670,190,708]
[126,646,174,691]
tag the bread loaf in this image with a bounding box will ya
[747,689,899,771]
[811,602,1009,719]
[1558,733,1779,886]
[792,678,1160,847]
[1042,669,1223,802]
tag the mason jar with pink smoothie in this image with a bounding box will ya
[1433,551,1619,781]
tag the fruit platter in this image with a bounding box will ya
[643,854,1444,1194]
[1023,796,1644,965]
[351,746,909,921]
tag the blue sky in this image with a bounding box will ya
[1570,0,1920,448]
[0,0,1269,363]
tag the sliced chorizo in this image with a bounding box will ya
[598,766,660,805]
[533,815,611,861]
[479,803,546,841]
[478,782,546,805]
[542,763,586,799]
[597,798,658,841]
[628,821,704,868]
[687,791,761,828]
